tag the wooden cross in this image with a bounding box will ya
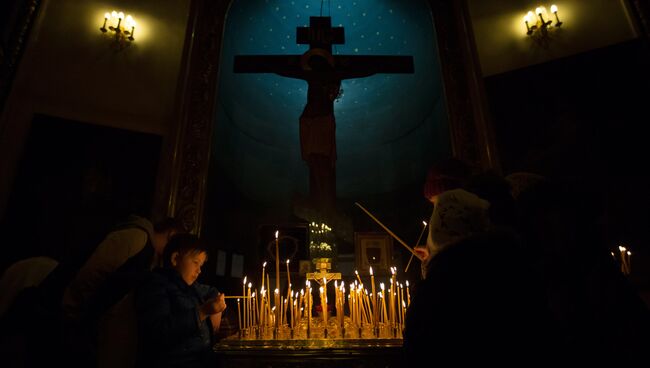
[234,17,414,210]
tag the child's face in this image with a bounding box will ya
[172,250,207,285]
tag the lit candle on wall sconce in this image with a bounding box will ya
[101,10,136,45]
[550,5,562,26]
[524,5,562,37]
[523,14,532,35]
[110,10,118,30]
[535,7,549,27]
[125,15,136,40]
[116,12,124,32]
[100,12,110,32]
[524,11,537,35]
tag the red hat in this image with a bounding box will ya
[422,158,471,201]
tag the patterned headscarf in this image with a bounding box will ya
[426,189,491,258]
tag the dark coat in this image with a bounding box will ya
[402,231,554,365]
[135,268,218,368]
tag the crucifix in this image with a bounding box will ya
[234,16,414,211]
[306,257,341,286]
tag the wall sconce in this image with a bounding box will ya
[523,5,562,37]
[100,11,136,46]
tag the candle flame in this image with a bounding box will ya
[406,280,410,287]
[275,230,279,239]
[275,288,279,294]
[248,282,252,288]
[243,276,247,284]
[422,221,427,226]
[369,266,373,275]
[263,261,267,267]
[286,259,290,264]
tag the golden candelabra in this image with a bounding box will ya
[231,256,409,341]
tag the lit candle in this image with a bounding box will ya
[523,14,531,33]
[286,259,292,295]
[619,246,628,274]
[405,221,428,273]
[101,12,110,32]
[116,11,124,31]
[266,275,271,326]
[406,280,411,307]
[247,282,252,329]
[370,266,377,329]
[237,298,242,331]
[380,283,388,323]
[261,261,267,294]
[259,288,265,326]
[389,267,397,327]
[275,232,280,303]
[320,286,327,327]
[252,291,257,327]
[274,288,280,329]
[627,251,632,274]
[355,270,363,285]
[275,231,280,329]
[550,5,562,26]
[307,282,311,335]
[535,7,547,26]
[242,277,247,329]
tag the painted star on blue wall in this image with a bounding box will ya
[214,0,449,204]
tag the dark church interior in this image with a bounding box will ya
[1,0,649,367]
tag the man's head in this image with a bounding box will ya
[152,217,185,256]
[163,234,209,285]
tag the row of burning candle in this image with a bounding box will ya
[234,266,411,334]
[613,245,633,275]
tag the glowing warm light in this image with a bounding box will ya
[535,7,543,15]
[550,5,558,13]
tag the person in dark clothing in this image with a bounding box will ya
[135,233,226,368]
[514,177,650,364]
[403,230,554,365]
[61,215,184,368]
[403,187,554,365]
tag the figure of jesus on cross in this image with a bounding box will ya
[235,16,414,211]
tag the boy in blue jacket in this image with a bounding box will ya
[135,234,226,368]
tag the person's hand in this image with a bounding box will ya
[199,293,227,319]
[414,246,430,262]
